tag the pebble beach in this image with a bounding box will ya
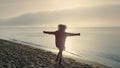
[0,39,110,68]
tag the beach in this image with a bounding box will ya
[0,39,110,68]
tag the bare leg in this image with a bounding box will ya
[55,51,60,62]
[59,50,63,65]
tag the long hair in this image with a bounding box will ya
[58,24,67,31]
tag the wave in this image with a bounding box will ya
[100,53,120,63]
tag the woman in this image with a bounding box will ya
[43,24,80,65]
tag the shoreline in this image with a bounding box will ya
[0,39,111,68]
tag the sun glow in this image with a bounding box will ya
[54,0,80,10]
[65,38,73,51]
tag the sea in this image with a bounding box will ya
[0,27,120,68]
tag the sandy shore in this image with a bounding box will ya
[0,39,110,68]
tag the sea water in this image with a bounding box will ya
[0,27,120,68]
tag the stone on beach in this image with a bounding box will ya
[0,39,110,68]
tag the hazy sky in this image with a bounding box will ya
[0,0,120,27]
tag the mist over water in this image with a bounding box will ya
[0,27,120,68]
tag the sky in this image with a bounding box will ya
[0,0,120,27]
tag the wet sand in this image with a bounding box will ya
[0,39,110,68]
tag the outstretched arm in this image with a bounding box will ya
[43,31,55,35]
[67,33,80,36]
